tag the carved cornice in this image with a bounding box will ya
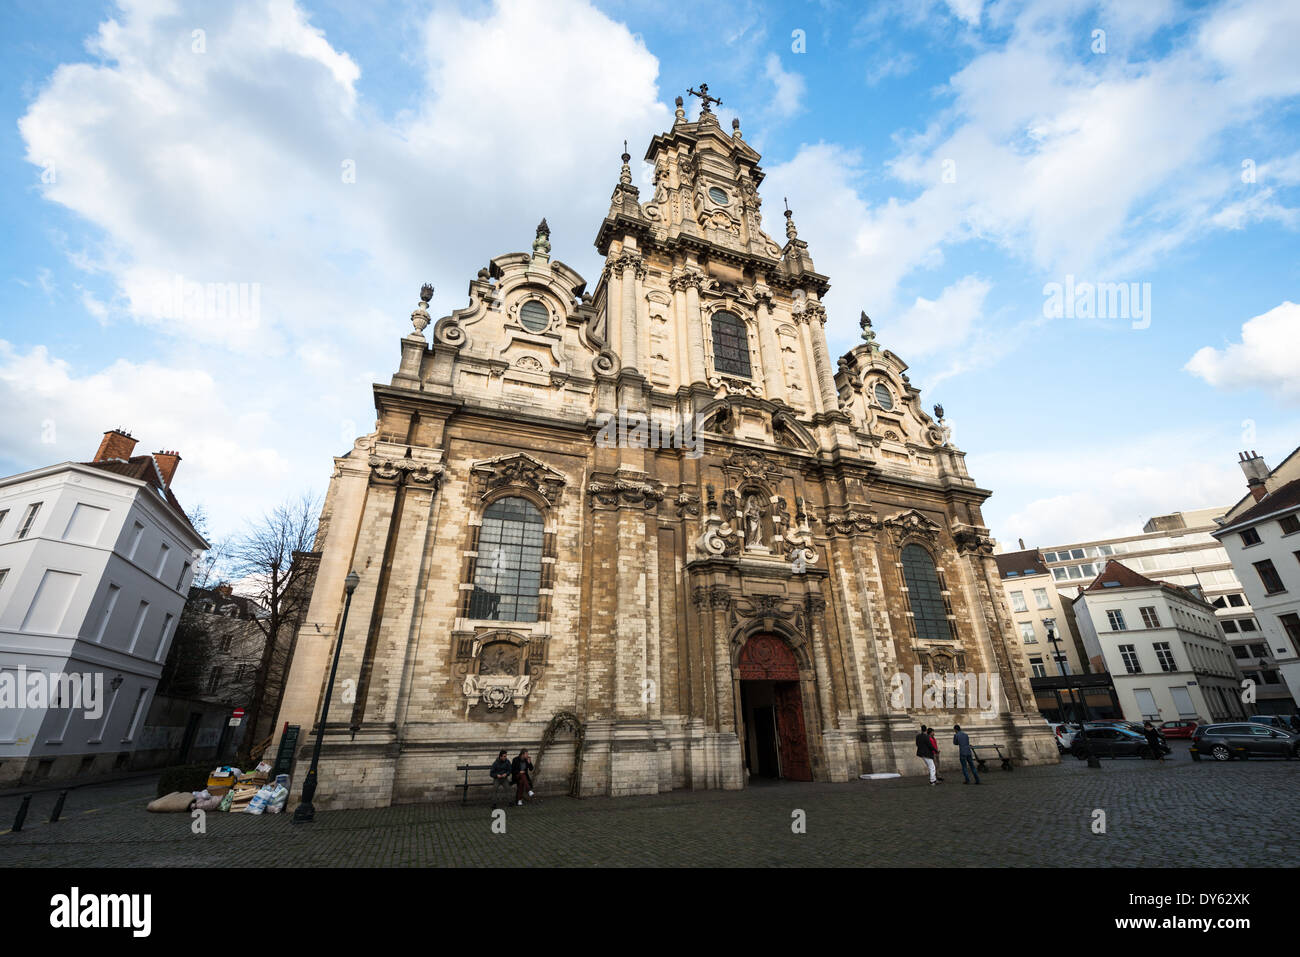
[368,449,444,489]
[692,584,733,609]
[952,522,996,557]
[882,508,944,548]
[823,508,879,538]
[587,472,665,510]
[668,268,706,293]
[613,251,648,281]
[470,452,566,506]
[722,450,780,482]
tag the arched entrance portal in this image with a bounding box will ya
[736,634,812,781]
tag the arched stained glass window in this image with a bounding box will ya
[901,544,953,641]
[468,497,544,622]
[710,311,751,378]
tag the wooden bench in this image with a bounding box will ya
[455,764,503,805]
[969,744,1014,771]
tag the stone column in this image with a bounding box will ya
[618,252,643,372]
[683,272,707,384]
[805,301,840,413]
[753,285,784,399]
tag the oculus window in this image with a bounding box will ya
[874,382,894,410]
[519,300,550,332]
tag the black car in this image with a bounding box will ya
[1070,726,1168,759]
[1190,723,1300,761]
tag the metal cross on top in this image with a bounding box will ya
[687,83,722,114]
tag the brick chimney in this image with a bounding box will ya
[1018,537,1026,550]
[94,428,137,462]
[153,450,182,487]
[1238,450,1270,502]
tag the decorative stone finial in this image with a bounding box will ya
[783,197,798,240]
[532,218,551,257]
[860,311,876,347]
[933,403,945,422]
[620,140,632,185]
[732,116,741,136]
[674,95,686,124]
[410,282,433,335]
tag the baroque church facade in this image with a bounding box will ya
[274,93,1056,808]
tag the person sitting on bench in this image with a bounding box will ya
[489,750,512,807]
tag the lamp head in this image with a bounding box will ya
[344,571,360,595]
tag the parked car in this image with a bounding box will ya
[1070,726,1168,759]
[1248,714,1300,733]
[1159,719,1199,739]
[1049,722,1080,750]
[1085,720,1168,749]
[1190,723,1300,761]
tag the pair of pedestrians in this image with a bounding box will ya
[915,724,981,785]
[489,748,535,807]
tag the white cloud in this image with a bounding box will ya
[12,0,668,535]
[767,0,1300,363]
[971,427,1249,545]
[763,53,805,118]
[1185,301,1300,401]
[886,275,990,359]
[0,340,293,532]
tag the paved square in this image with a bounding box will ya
[2,750,1297,867]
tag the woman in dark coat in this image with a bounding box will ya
[511,749,534,805]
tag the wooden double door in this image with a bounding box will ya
[738,635,812,782]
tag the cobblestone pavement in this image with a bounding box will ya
[2,748,1297,867]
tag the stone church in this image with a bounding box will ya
[274,91,1055,808]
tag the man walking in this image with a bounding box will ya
[489,749,512,807]
[916,724,939,785]
[953,724,980,785]
[1142,721,1166,762]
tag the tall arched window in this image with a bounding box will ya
[901,544,954,641]
[710,311,752,378]
[468,497,544,622]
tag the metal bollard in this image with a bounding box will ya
[50,789,69,823]
[13,795,31,832]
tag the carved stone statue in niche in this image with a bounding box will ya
[743,494,766,550]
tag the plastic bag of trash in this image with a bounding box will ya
[147,791,196,813]
[246,785,276,815]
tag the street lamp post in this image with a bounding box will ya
[293,570,360,823]
[1044,617,1100,768]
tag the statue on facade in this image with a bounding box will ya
[743,494,764,549]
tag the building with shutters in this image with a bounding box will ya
[272,93,1056,808]
[0,430,206,785]
[1212,448,1300,713]
[1072,560,1245,725]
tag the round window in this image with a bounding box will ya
[708,186,729,205]
[519,300,550,332]
[874,382,894,410]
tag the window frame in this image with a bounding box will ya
[709,310,753,379]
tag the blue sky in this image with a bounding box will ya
[1,0,1298,548]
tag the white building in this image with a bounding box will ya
[1034,507,1292,712]
[1212,448,1300,714]
[0,429,207,785]
[1072,560,1245,725]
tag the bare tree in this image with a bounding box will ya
[227,492,321,763]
